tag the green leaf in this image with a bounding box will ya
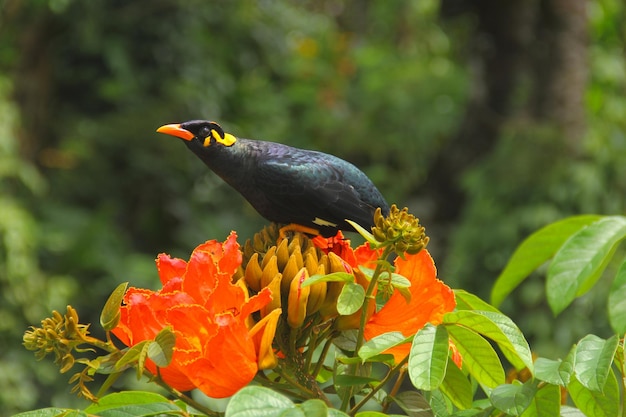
[490,380,538,416]
[359,331,409,362]
[115,341,150,379]
[339,353,395,365]
[559,406,587,417]
[354,412,388,417]
[568,371,619,417]
[429,390,453,416]
[547,216,626,315]
[368,268,412,289]
[380,270,413,303]
[94,351,126,374]
[408,324,449,390]
[12,409,83,417]
[84,391,182,416]
[226,386,295,417]
[346,219,380,246]
[608,259,626,333]
[454,290,499,313]
[446,323,505,389]
[97,372,124,399]
[100,282,128,331]
[491,215,602,306]
[337,282,365,315]
[148,326,175,367]
[574,334,619,392]
[328,409,350,417]
[303,272,355,287]
[443,310,533,372]
[439,357,473,410]
[334,374,379,387]
[614,341,624,373]
[534,348,575,387]
[299,399,328,417]
[392,391,434,417]
[388,272,411,288]
[520,383,561,417]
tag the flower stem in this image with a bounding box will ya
[304,328,318,372]
[311,337,334,379]
[349,355,409,415]
[80,335,118,353]
[341,246,393,412]
[381,366,407,413]
[254,373,309,401]
[354,246,393,353]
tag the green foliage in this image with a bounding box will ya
[493,215,626,333]
[0,1,464,411]
[359,332,409,363]
[225,387,347,417]
[568,372,619,417]
[12,391,189,417]
[443,310,533,371]
[409,324,449,390]
[100,282,128,331]
[608,260,626,333]
[534,348,575,387]
[491,215,603,307]
[547,217,626,315]
[25,215,626,416]
[2,0,626,414]
[445,0,626,359]
[337,282,366,316]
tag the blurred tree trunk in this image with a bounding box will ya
[531,0,588,150]
[431,0,588,232]
[1,2,56,161]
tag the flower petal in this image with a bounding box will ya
[112,287,194,346]
[170,306,258,398]
[241,287,274,320]
[113,232,274,397]
[313,231,358,267]
[364,250,455,362]
[249,308,281,369]
[183,234,244,310]
[144,356,196,392]
[219,231,242,276]
[156,254,187,287]
[183,246,220,303]
[354,243,382,269]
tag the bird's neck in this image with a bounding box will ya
[185,138,255,184]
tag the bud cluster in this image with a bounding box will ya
[239,225,351,329]
[23,306,90,373]
[372,204,429,255]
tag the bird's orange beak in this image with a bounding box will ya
[156,123,194,141]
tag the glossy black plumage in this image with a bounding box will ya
[158,120,389,237]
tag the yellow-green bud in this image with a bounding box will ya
[371,205,429,256]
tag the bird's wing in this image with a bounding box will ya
[252,153,378,230]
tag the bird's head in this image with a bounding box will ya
[156,120,237,147]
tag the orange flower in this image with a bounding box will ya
[364,249,456,362]
[112,232,280,398]
[314,233,456,363]
[313,231,381,270]
[312,231,357,267]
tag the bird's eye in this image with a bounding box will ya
[198,126,212,138]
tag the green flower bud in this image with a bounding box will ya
[371,205,429,256]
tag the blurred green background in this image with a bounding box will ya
[1,0,624,413]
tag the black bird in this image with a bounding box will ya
[157,120,389,238]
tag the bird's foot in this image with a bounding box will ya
[278,223,320,242]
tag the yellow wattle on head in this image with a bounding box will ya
[206,129,236,147]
